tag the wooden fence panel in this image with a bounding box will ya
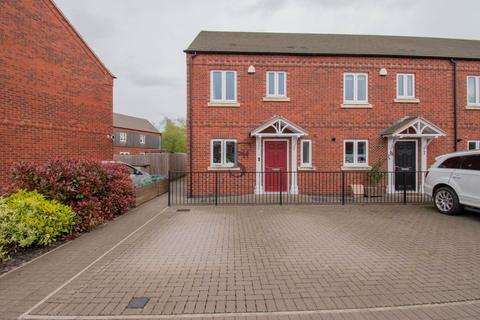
[113,153,186,176]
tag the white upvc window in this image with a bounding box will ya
[300,140,312,167]
[344,73,368,104]
[468,141,480,150]
[139,135,146,144]
[397,73,415,99]
[467,76,480,106]
[266,71,287,97]
[344,140,368,166]
[211,71,237,103]
[119,132,127,143]
[211,139,237,167]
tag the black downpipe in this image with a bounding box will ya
[451,58,458,152]
[188,52,197,197]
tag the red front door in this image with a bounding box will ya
[264,140,288,192]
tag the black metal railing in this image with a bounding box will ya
[168,171,431,206]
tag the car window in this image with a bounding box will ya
[438,156,462,169]
[460,155,480,171]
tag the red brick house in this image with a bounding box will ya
[185,31,480,195]
[113,113,161,154]
[0,0,114,188]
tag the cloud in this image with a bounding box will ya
[128,72,179,88]
[54,0,480,123]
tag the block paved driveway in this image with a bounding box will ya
[3,196,480,319]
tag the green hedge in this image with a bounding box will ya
[0,190,76,262]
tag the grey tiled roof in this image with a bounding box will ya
[113,113,159,134]
[186,31,480,60]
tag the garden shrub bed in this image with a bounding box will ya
[1,159,136,266]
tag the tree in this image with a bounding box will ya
[161,118,186,153]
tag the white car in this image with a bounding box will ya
[425,150,480,215]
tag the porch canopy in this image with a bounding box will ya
[250,115,308,137]
[381,116,446,138]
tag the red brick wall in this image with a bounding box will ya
[0,0,113,188]
[187,53,480,178]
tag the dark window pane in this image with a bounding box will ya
[461,155,480,170]
[302,141,310,164]
[469,142,478,150]
[225,141,236,165]
[439,156,462,169]
[212,141,222,164]
[345,142,354,163]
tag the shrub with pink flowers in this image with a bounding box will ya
[8,159,135,232]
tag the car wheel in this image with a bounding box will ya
[433,187,462,215]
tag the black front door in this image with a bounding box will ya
[395,141,416,191]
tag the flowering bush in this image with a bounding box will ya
[0,190,76,262]
[9,159,135,232]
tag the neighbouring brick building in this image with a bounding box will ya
[113,113,161,155]
[0,0,114,188]
[185,31,480,195]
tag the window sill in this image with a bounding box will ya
[341,103,373,109]
[263,97,291,102]
[394,98,420,103]
[208,102,240,107]
[466,105,480,110]
[208,166,240,171]
[298,166,315,171]
[341,165,372,171]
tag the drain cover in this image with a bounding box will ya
[127,297,150,309]
[176,208,190,212]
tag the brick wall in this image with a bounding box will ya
[187,53,480,177]
[0,0,114,188]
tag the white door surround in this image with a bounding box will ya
[382,117,446,193]
[251,116,308,194]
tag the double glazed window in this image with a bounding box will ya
[211,71,237,103]
[139,135,146,144]
[211,139,237,167]
[266,71,287,97]
[344,140,368,166]
[119,132,127,143]
[468,141,480,150]
[467,76,480,106]
[344,73,368,104]
[397,74,415,99]
[300,140,312,167]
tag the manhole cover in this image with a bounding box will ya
[176,208,190,212]
[127,297,150,309]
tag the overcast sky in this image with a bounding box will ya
[55,0,480,126]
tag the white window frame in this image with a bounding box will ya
[210,70,237,103]
[343,140,369,166]
[139,135,146,144]
[396,73,415,99]
[210,139,237,167]
[266,71,287,98]
[468,140,480,150]
[343,73,368,104]
[300,140,312,167]
[467,76,480,106]
[119,132,127,143]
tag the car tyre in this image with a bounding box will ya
[433,187,463,215]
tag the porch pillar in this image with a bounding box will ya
[290,136,299,194]
[255,136,262,194]
[387,138,395,193]
[421,137,432,193]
